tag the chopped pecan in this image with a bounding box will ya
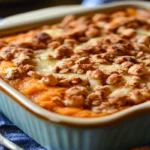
[111,11,126,18]
[143,59,150,66]
[74,16,91,26]
[106,17,147,32]
[71,64,95,74]
[27,71,41,79]
[128,88,149,104]
[133,43,150,53]
[57,78,70,87]
[137,35,150,46]
[108,91,128,106]
[13,52,31,66]
[99,34,134,54]
[10,41,46,50]
[92,54,110,64]
[48,41,61,49]
[121,61,134,72]
[41,74,58,86]
[107,44,127,56]
[70,77,82,85]
[106,73,124,85]
[0,47,15,60]
[57,76,82,87]
[128,64,148,76]
[86,91,103,107]
[34,32,51,44]
[74,45,99,55]
[125,76,141,87]
[85,27,100,38]
[136,51,144,58]
[73,25,88,37]
[94,85,112,97]
[60,15,75,28]
[18,64,34,73]
[54,56,80,73]
[105,18,125,32]
[78,36,89,42]
[103,34,128,44]
[0,56,3,61]
[92,13,109,22]
[64,38,78,47]
[54,66,69,74]
[75,57,91,64]
[64,86,89,107]
[0,40,7,48]
[5,67,22,80]
[87,69,104,80]
[51,96,64,106]
[55,45,73,59]
[121,28,136,38]
[114,56,136,64]
[99,53,114,61]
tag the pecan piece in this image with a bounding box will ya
[86,91,103,107]
[107,44,127,56]
[41,74,58,86]
[27,71,41,79]
[75,45,99,55]
[0,40,7,48]
[114,56,136,64]
[106,73,124,85]
[108,91,128,106]
[34,32,51,44]
[92,13,109,22]
[85,27,100,38]
[121,61,134,72]
[71,64,95,74]
[125,76,141,87]
[70,77,82,85]
[0,47,15,61]
[11,41,46,50]
[87,69,104,80]
[64,86,89,107]
[60,15,75,28]
[55,45,73,59]
[75,57,91,64]
[48,41,61,49]
[5,67,22,80]
[57,78,70,87]
[121,28,136,38]
[128,64,148,76]
[64,38,78,47]
[137,35,150,46]
[128,88,149,104]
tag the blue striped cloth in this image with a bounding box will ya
[82,0,112,6]
[0,114,46,150]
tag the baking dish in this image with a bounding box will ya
[1,1,150,150]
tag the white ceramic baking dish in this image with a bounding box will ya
[1,2,150,150]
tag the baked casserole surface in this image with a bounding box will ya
[0,7,150,118]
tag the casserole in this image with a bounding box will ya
[0,1,150,150]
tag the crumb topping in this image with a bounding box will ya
[1,7,150,117]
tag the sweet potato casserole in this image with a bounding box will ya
[0,7,150,118]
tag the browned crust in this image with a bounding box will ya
[0,6,150,119]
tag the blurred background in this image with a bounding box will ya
[0,0,147,18]
[0,0,82,17]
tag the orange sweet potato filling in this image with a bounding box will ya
[0,7,150,118]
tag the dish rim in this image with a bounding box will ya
[1,1,150,127]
